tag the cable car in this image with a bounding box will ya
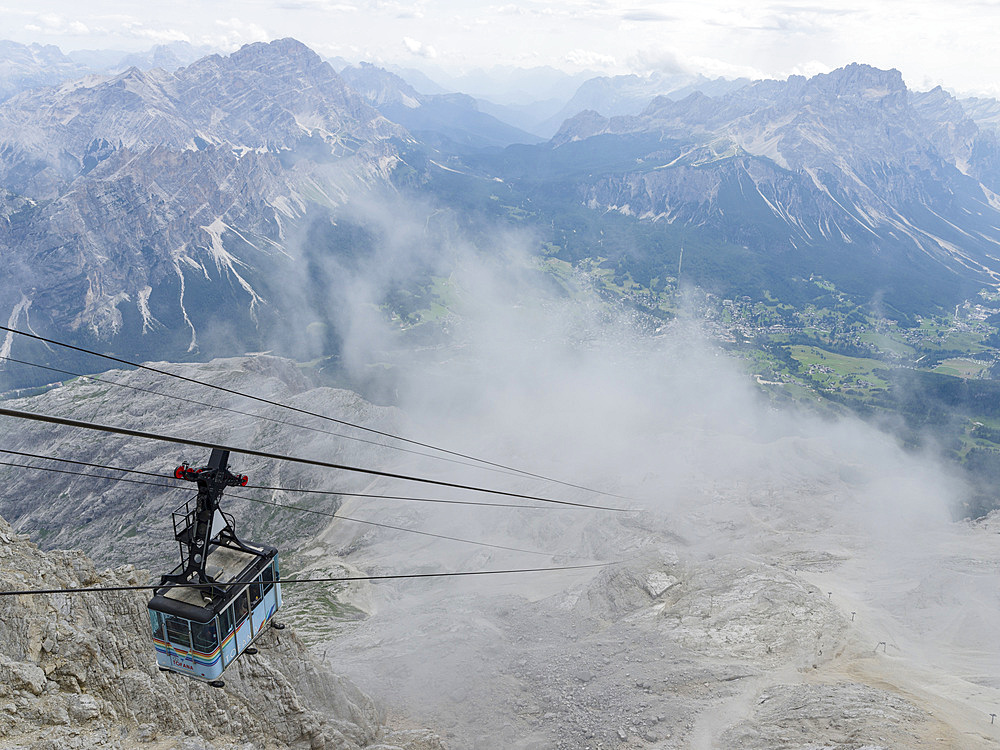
[147,448,282,688]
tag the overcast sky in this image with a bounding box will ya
[4,0,1000,97]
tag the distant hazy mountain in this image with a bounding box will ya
[536,71,750,137]
[0,38,407,378]
[0,40,222,103]
[67,42,215,74]
[112,41,215,73]
[474,96,572,139]
[386,65,451,96]
[960,95,1000,131]
[0,40,89,102]
[341,62,542,150]
[64,47,130,70]
[469,69,750,139]
[383,64,596,139]
[413,64,596,107]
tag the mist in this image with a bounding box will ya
[264,194,1000,748]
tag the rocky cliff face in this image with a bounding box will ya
[0,514,444,750]
[0,39,410,381]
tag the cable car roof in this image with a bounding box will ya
[149,542,277,621]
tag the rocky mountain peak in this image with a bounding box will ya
[551,108,611,145]
[225,36,328,75]
[0,38,411,358]
[0,39,90,102]
[811,62,905,96]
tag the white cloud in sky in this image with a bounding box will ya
[24,12,89,36]
[403,36,436,59]
[120,20,191,44]
[276,0,358,10]
[786,59,835,79]
[628,47,689,75]
[565,48,617,69]
[202,18,270,51]
[620,8,674,22]
[3,0,1000,97]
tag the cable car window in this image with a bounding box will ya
[191,620,219,653]
[149,610,165,641]
[219,606,234,636]
[248,581,262,609]
[261,563,274,595]
[164,615,192,649]
[233,591,249,625]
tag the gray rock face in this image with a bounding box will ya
[0,39,408,372]
[0,514,444,750]
[0,38,403,195]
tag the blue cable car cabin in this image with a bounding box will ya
[147,448,283,686]
[148,542,281,682]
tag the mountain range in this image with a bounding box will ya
[451,64,1000,318]
[3,40,1000,387]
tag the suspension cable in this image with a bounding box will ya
[0,326,627,499]
[0,561,618,597]
[231,494,558,556]
[0,459,566,556]
[0,448,555,509]
[0,354,528,481]
[0,407,630,512]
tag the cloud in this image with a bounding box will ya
[628,45,771,81]
[565,49,617,69]
[403,36,437,59]
[493,4,528,14]
[120,21,191,44]
[689,55,770,80]
[621,9,674,22]
[628,48,689,75]
[786,59,833,78]
[23,12,90,36]
[199,19,270,51]
[276,0,358,10]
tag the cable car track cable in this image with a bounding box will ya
[0,354,530,482]
[228,494,560,556]
[0,461,572,554]
[0,448,559,509]
[0,326,628,500]
[0,561,618,597]
[0,406,631,512]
